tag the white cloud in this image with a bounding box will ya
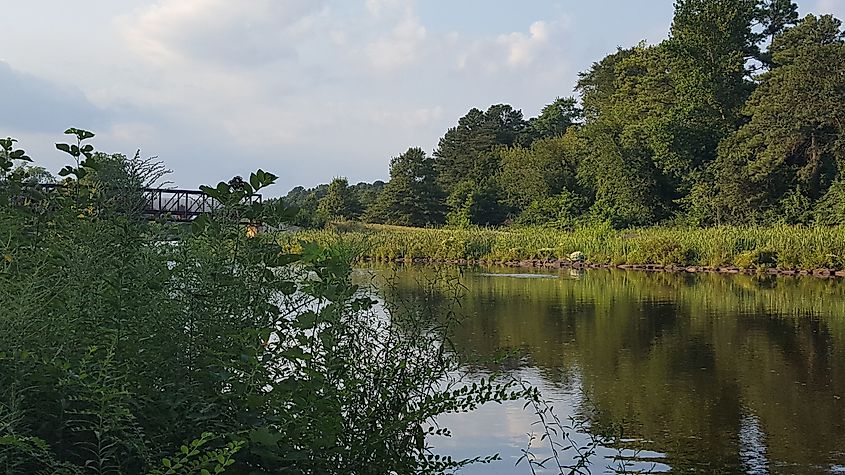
[499,21,551,68]
[451,18,569,76]
[365,13,427,71]
[119,3,573,185]
[365,0,410,17]
[3,0,581,191]
[367,105,444,128]
[107,122,158,144]
[816,0,845,17]
[123,0,327,67]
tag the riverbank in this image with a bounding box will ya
[361,256,845,277]
[279,223,845,278]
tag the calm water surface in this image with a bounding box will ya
[361,266,845,474]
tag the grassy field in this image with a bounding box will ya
[277,222,845,270]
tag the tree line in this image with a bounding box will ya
[282,0,845,229]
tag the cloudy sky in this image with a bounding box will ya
[2,0,842,195]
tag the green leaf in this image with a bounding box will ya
[64,128,95,140]
[265,250,300,267]
[191,214,211,234]
[281,347,311,361]
[295,310,317,328]
[249,427,283,447]
[261,169,278,185]
[82,159,101,171]
[277,281,296,295]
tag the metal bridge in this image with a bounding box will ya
[138,187,261,221]
[39,185,261,222]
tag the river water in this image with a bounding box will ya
[362,266,845,474]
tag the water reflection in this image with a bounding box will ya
[358,266,845,474]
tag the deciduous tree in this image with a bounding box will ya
[366,148,444,226]
[317,177,360,221]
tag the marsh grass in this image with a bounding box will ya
[281,223,845,270]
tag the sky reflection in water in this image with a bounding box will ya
[359,266,845,474]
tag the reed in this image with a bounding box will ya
[278,222,845,270]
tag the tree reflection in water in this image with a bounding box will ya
[358,265,845,474]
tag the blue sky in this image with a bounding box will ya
[1,0,842,195]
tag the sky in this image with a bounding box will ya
[1,0,843,196]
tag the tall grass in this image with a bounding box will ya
[2,135,535,474]
[280,222,845,270]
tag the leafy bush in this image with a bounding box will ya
[1,131,528,474]
[734,248,778,269]
[771,189,813,225]
[515,191,587,229]
[814,180,845,225]
[626,236,697,266]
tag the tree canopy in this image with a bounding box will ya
[713,14,845,223]
[317,177,360,221]
[283,1,845,230]
[365,148,444,227]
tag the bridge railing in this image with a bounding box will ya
[36,184,261,222]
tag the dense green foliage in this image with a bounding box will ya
[283,1,844,231]
[433,104,529,195]
[278,180,384,228]
[364,148,444,227]
[1,132,532,474]
[714,14,845,223]
[316,177,360,221]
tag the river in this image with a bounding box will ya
[360,265,845,474]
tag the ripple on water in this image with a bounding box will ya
[476,273,559,279]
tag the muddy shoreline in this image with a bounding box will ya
[360,256,845,278]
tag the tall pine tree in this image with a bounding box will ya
[714,14,845,223]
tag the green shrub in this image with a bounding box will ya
[734,249,778,269]
[516,191,587,229]
[1,131,528,474]
[814,180,845,225]
[630,236,697,266]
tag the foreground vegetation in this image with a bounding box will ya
[2,132,544,474]
[283,223,845,271]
